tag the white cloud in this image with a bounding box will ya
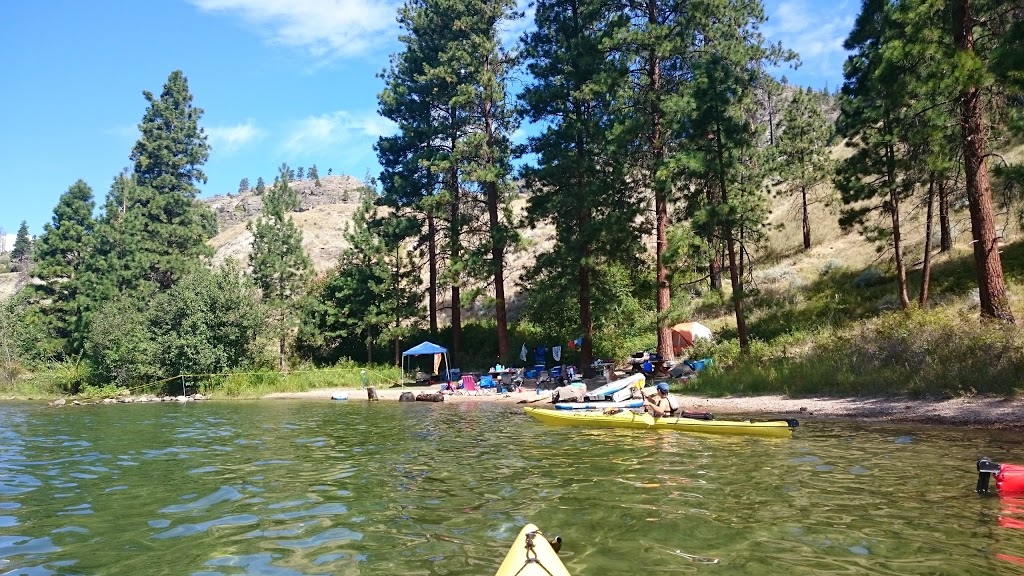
[188,0,399,59]
[282,110,396,155]
[207,120,263,154]
[763,0,855,87]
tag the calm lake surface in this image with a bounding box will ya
[1,400,1022,575]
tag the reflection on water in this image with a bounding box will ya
[0,400,1022,575]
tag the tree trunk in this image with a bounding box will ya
[714,123,748,352]
[706,182,723,290]
[427,214,438,334]
[448,163,463,358]
[885,140,911,310]
[483,97,509,360]
[953,0,1015,323]
[647,3,672,362]
[920,177,935,308]
[579,263,594,379]
[938,178,952,252]
[801,185,811,250]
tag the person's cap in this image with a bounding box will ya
[656,382,670,393]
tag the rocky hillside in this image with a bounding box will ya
[204,175,367,274]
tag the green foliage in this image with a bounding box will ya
[208,363,404,398]
[86,294,161,388]
[238,177,249,194]
[30,180,95,357]
[87,265,266,391]
[255,176,266,195]
[692,309,1024,398]
[150,262,266,381]
[122,70,216,291]
[520,263,653,363]
[520,0,642,368]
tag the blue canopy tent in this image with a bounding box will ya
[401,341,451,384]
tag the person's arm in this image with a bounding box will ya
[644,397,667,416]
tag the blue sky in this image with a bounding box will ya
[0,0,857,243]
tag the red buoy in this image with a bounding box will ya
[997,464,1024,495]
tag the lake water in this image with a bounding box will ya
[1,400,1022,575]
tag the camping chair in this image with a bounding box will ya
[459,375,480,396]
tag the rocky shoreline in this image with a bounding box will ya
[263,386,1024,429]
[28,386,1024,429]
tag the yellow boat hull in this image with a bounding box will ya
[524,407,796,438]
[494,523,570,576]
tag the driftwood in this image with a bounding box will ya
[416,393,445,402]
[399,392,416,402]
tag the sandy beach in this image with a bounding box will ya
[264,385,1024,429]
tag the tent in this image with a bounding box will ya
[671,322,713,355]
[401,341,451,383]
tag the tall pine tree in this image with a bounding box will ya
[10,221,31,270]
[521,0,643,374]
[775,88,834,250]
[249,165,313,369]
[31,180,95,356]
[126,69,216,291]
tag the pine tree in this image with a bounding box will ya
[31,180,95,356]
[836,0,913,311]
[10,221,31,269]
[238,177,250,194]
[521,0,643,374]
[450,0,521,360]
[255,176,266,195]
[297,167,305,180]
[377,0,483,358]
[309,165,321,187]
[249,165,313,369]
[127,70,215,291]
[775,87,834,250]
[670,0,789,352]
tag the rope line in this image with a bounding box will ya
[512,530,558,576]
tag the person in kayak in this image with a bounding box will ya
[642,382,679,417]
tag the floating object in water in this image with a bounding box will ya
[330,392,350,401]
[524,407,797,438]
[977,458,1024,495]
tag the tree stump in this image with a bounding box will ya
[416,393,445,402]
[367,387,378,401]
[399,392,415,402]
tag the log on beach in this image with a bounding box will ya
[416,393,445,402]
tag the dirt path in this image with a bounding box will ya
[263,387,1024,428]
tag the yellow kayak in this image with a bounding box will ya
[524,407,797,438]
[494,523,570,576]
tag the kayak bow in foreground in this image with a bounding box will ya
[494,524,569,576]
[524,407,797,438]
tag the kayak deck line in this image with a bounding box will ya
[524,407,797,438]
[494,524,570,576]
